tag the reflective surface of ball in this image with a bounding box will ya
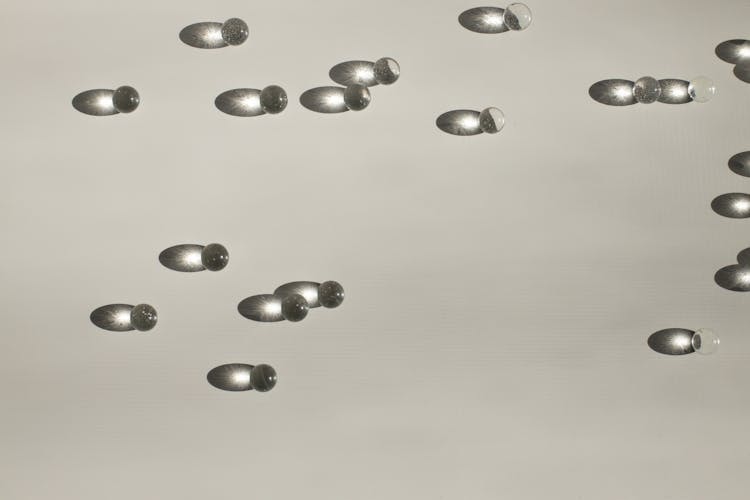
[632,77,661,104]
[259,85,288,114]
[221,18,249,45]
[318,281,345,308]
[373,57,400,85]
[692,328,720,355]
[343,84,371,111]
[201,243,229,271]
[130,303,157,331]
[503,3,532,31]
[687,76,717,103]
[479,107,505,134]
[250,364,277,392]
[281,294,309,322]
[112,86,140,113]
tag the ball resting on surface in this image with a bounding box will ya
[281,294,309,322]
[260,85,288,114]
[221,18,249,45]
[343,84,371,111]
[318,281,345,308]
[201,243,229,271]
[130,303,157,331]
[373,57,400,85]
[112,86,140,113]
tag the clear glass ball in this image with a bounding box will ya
[130,303,157,331]
[343,84,371,111]
[260,85,288,114]
[479,107,505,134]
[201,243,229,271]
[692,328,720,355]
[503,3,532,31]
[318,281,345,308]
[112,86,140,113]
[221,18,249,45]
[251,364,277,392]
[688,76,717,103]
[373,57,400,85]
[281,294,309,322]
[633,77,662,104]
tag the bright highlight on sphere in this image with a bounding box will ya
[688,76,717,103]
[633,77,661,104]
[503,3,532,31]
[692,328,720,355]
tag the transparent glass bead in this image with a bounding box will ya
[373,57,400,85]
[281,294,309,322]
[692,328,720,355]
[260,85,288,114]
[343,84,371,111]
[251,364,278,392]
[112,86,140,113]
[130,304,157,331]
[201,243,229,271]
[318,281,345,308]
[633,77,661,104]
[221,18,249,45]
[479,107,505,134]
[688,76,717,103]
[503,3,532,31]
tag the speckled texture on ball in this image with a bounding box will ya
[221,18,249,45]
[201,243,229,271]
[633,77,662,104]
[318,281,344,308]
[130,304,157,331]
[373,57,400,85]
[281,294,309,322]
[251,364,277,392]
[260,85,288,114]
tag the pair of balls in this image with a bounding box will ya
[280,281,345,322]
[633,76,716,104]
[340,58,400,112]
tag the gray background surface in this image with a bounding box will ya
[2,0,750,498]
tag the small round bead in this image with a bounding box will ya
[221,18,249,45]
[130,303,157,331]
[281,294,309,322]
[503,3,533,31]
[633,77,661,104]
[343,84,371,111]
[260,85,288,114]
[201,243,229,271]
[373,57,400,85]
[318,281,345,308]
[687,76,717,103]
[692,328,720,354]
[251,364,278,392]
[479,107,505,134]
[112,86,140,113]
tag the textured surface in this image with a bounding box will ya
[4,1,750,499]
